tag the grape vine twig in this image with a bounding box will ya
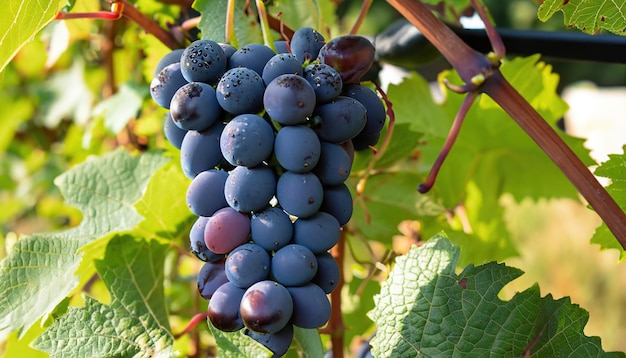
[387,0,626,243]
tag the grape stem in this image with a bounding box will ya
[173,312,210,339]
[349,0,374,35]
[225,0,238,47]
[256,0,276,51]
[320,230,347,358]
[387,0,626,244]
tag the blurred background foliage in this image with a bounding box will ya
[0,0,625,356]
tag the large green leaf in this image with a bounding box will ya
[590,145,626,259]
[369,235,624,357]
[0,0,65,73]
[538,0,626,35]
[208,323,272,358]
[33,235,174,357]
[0,150,167,341]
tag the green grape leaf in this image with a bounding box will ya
[0,0,65,73]
[208,323,272,358]
[194,0,262,47]
[33,235,174,357]
[538,0,626,35]
[293,327,324,358]
[0,150,167,341]
[135,159,192,240]
[92,83,146,134]
[590,145,626,259]
[369,235,624,357]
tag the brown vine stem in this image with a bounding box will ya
[349,0,374,35]
[320,230,346,358]
[387,0,626,244]
[119,0,183,50]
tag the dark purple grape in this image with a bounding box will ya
[343,84,386,135]
[293,212,340,253]
[321,183,353,226]
[186,169,228,217]
[273,40,290,54]
[224,166,276,213]
[303,63,343,103]
[351,130,381,151]
[225,243,270,288]
[180,39,227,85]
[271,244,318,287]
[276,171,323,218]
[189,216,223,262]
[170,82,223,131]
[264,74,316,125]
[219,43,237,61]
[150,62,188,109]
[287,283,331,328]
[240,280,293,334]
[274,125,321,173]
[180,122,226,179]
[313,96,367,143]
[204,207,250,254]
[154,48,184,76]
[208,282,246,332]
[220,114,274,167]
[313,141,352,185]
[290,27,325,64]
[312,252,340,294]
[215,67,265,115]
[262,53,303,85]
[318,35,375,84]
[245,323,293,357]
[163,112,187,149]
[228,43,276,75]
[197,258,229,300]
[250,207,293,252]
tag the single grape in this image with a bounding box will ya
[313,141,352,185]
[186,169,229,217]
[312,252,340,294]
[180,122,226,179]
[154,48,184,76]
[321,183,353,226]
[228,43,276,75]
[318,35,375,84]
[215,67,265,115]
[273,40,290,54]
[245,324,293,357]
[170,82,222,131]
[271,244,318,286]
[208,282,246,332]
[342,84,386,135]
[163,112,187,149]
[292,212,341,253]
[224,166,276,213]
[290,27,325,64]
[276,171,323,218]
[313,96,367,143]
[240,280,293,334]
[341,139,355,163]
[274,125,321,173]
[197,258,229,300]
[220,114,274,167]
[287,283,331,329]
[262,53,303,85]
[219,43,237,62]
[189,216,223,262]
[250,207,293,252]
[351,130,381,151]
[303,63,343,103]
[225,243,270,288]
[264,74,316,125]
[150,62,188,109]
[204,207,251,254]
[180,39,227,85]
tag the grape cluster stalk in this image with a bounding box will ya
[149,27,386,356]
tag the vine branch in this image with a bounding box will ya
[386,0,626,244]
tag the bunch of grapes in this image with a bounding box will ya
[150,27,386,356]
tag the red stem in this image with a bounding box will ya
[387,0,626,244]
[173,311,210,339]
[320,230,346,357]
[119,0,183,50]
